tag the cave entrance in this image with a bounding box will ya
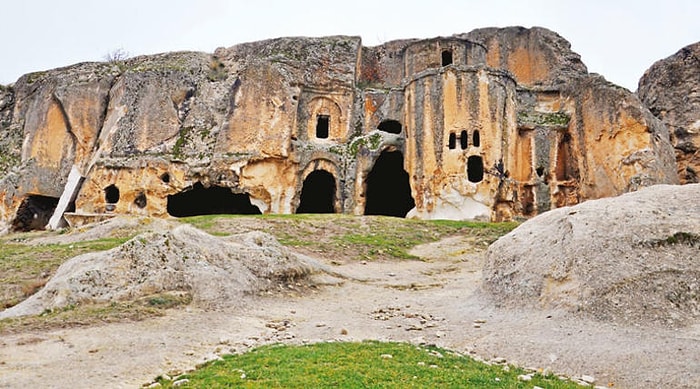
[296,170,336,214]
[166,183,261,217]
[377,119,402,134]
[364,150,415,217]
[467,155,484,183]
[11,195,60,231]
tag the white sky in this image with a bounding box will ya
[1,0,698,91]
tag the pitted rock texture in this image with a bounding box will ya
[0,27,679,227]
[0,224,315,319]
[638,41,700,184]
[483,184,700,327]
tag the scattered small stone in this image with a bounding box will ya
[388,272,396,277]
[417,361,425,366]
[290,310,296,314]
[315,322,327,327]
[502,365,510,372]
[473,319,487,324]
[146,383,162,388]
[533,386,544,389]
[473,323,481,329]
[361,260,367,265]
[517,374,533,382]
[184,350,195,356]
[172,379,190,387]
[160,374,172,381]
[491,357,507,364]
[380,354,393,359]
[340,328,348,335]
[580,375,596,384]
[494,377,500,382]
[240,373,246,379]
[435,331,445,338]
[429,364,439,369]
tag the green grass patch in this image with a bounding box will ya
[0,237,130,309]
[155,341,578,388]
[180,214,517,261]
[0,292,191,334]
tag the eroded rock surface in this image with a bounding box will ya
[483,184,700,327]
[638,41,700,184]
[0,27,679,227]
[0,224,315,319]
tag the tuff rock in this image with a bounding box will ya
[483,184,700,327]
[638,41,700,184]
[0,27,679,229]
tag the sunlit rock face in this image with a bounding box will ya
[638,41,700,184]
[0,27,679,228]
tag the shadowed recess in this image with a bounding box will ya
[364,151,415,217]
[167,183,261,217]
[296,170,336,214]
[11,195,59,231]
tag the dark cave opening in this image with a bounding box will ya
[315,115,330,139]
[166,182,261,217]
[377,119,402,134]
[467,155,484,183]
[441,49,453,66]
[364,151,415,217]
[448,133,456,149]
[460,130,468,150]
[11,195,59,232]
[104,184,120,204]
[472,130,481,147]
[296,170,336,214]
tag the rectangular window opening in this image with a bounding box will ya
[441,50,453,66]
[316,115,330,139]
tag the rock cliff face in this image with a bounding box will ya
[0,27,679,229]
[638,41,700,184]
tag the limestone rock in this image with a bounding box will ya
[0,224,315,318]
[483,184,700,327]
[0,28,679,227]
[638,41,700,183]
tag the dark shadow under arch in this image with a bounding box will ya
[377,119,402,134]
[11,195,59,232]
[364,151,415,217]
[296,170,336,214]
[167,183,261,217]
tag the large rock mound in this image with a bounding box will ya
[638,41,700,184]
[483,184,700,327]
[0,224,315,319]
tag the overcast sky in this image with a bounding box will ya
[1,0,698,91]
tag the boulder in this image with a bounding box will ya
[0,224,315,318]
[483,184,700,327]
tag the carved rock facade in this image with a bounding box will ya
[0,27,678,229]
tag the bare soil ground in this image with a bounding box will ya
[0,216,699,388]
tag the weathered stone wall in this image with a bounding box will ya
[638,42,700,184]
[0,27,682,229]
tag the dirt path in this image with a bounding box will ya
[1,235,699,388]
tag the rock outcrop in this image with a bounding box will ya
[0,27,678,228]
[0,224,315,318]
[638,41,700,184]
[483,184,700,327]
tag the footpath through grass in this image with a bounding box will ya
[155,341,579,388]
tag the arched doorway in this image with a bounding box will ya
[296,170,336,214]
[167,183,261,217]
[364,151,415,217]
